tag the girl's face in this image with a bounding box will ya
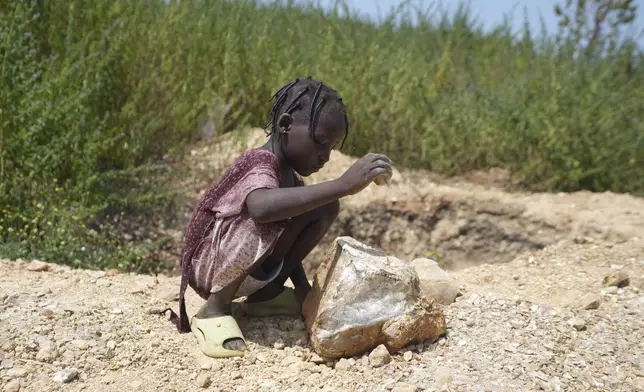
[281,111,346,177]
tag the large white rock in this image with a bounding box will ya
[303,237,446,358]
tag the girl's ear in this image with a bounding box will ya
[277,113,293,134]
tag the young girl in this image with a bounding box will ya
[165,77,392,358]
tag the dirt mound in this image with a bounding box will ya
[181,128,644,273]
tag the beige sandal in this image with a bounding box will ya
[190,315,246,358]
[240,287,302,317]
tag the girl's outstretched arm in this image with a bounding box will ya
[247,178,348,223]
[246,153,391,223]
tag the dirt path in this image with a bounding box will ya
[2,128,644,392]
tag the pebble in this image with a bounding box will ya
[26,260,50,272]
[273,339,286,350]
[568,318,587,331]
[7,368,29,378]
[335,358,353,371]
[96,279,111,287]
[35,288,51,297]
[369,344,392,368]
[196,373,211,388]
[71,340,90,350]
[35,345,59,363]
[110,308,123,315]
[244,352,257,365]
[256,351,271,363]
[309,353,326,364]
[146,306,168,315]
[603,270,630,288]
[602,286,619,295]
[2,358,14,369]
[105,269,120,276]
[3,380,21,392]
[307,363,323,373]
[231,371,242,380]
[403,351,413,362]
[37,299,57,309]
[53,368,79,383]
[578,293,601,310]
[87,271,106,279]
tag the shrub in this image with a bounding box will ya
[1,0,642,270]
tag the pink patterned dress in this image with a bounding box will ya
[167,148,303,333]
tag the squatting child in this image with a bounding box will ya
[165,77,392,358]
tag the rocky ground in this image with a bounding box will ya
[2,128,643,391]
[1,239,642,392]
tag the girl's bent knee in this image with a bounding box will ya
[294,199,340,225]
[325,199,340,220]
[314,199,339,223]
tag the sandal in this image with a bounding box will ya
[190,315,246,358]
[240,287,302,317]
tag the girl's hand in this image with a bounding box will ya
[339,153,392,195]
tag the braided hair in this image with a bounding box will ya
[264,76,349,149]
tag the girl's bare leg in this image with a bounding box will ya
[194,273,247,351]
[247,199,340,304]
[193,199,339,351]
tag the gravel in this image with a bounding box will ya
[1,238,642,391]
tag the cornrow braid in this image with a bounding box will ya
[264,76,349,148]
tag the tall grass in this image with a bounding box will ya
[1,0,642,270]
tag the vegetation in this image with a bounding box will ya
[1,0,642,271]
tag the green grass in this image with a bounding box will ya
[1,0,643,271]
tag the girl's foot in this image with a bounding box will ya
[245,282,285,303]
[195,294,246,352]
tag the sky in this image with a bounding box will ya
[323,0,644,44]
